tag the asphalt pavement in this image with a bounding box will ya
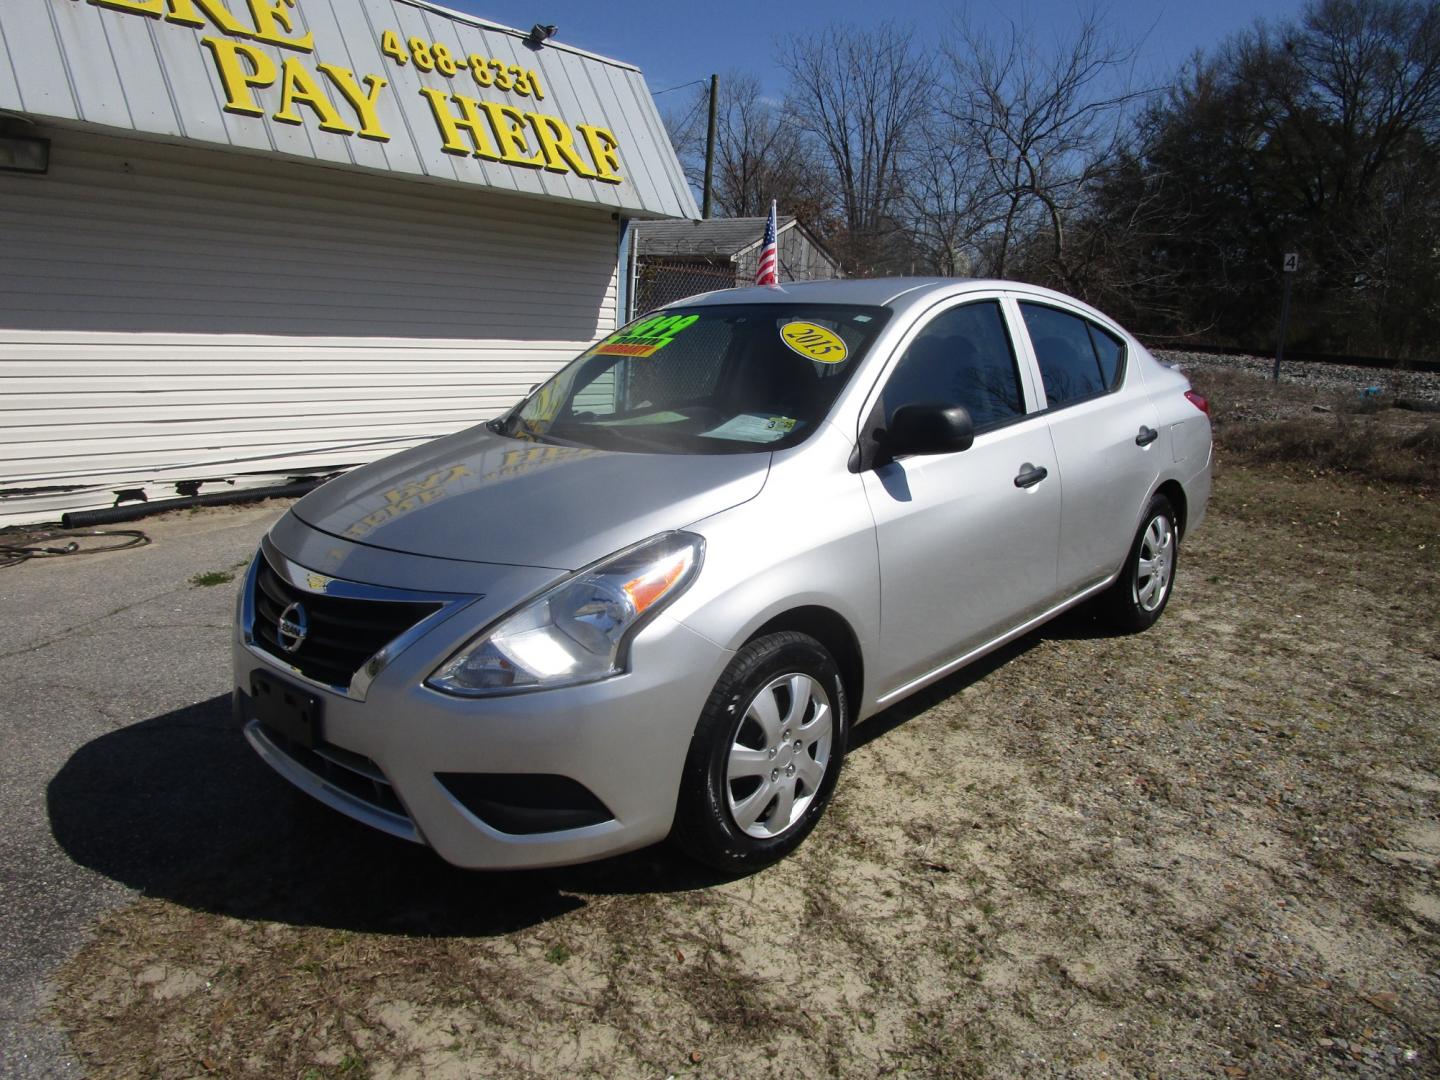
[0,501,291,1078]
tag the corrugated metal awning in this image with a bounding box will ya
[0,0,698,220]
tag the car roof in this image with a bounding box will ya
[672,277,1105,318]
[677,277,963,308]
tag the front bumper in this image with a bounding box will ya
[233,553,732,870]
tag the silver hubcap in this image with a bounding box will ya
[1134,514,1175,612]
[726,673,833,839]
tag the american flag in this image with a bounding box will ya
[755,200,779,286]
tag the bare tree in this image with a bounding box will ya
[1074,0,1440,356]
[664,71,830,224]
[946,8,1147,286]
[902,124,997,276]
[779,22,934,274]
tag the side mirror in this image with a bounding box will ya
[884,402,974,460]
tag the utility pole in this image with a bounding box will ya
[702,73,718,219]
[1273,252,1299,382]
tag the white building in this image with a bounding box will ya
[0,0,697,525]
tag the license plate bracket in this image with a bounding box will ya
[250,670,323,749]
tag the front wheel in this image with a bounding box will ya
[1101,494,1178,632]
[672,632,849,872]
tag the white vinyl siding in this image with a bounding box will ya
[0,130,620,525]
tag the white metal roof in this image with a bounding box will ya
[0,0,698,219]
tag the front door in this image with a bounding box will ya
[860,299,1062,702]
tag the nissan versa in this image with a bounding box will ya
[233,278,1213,871]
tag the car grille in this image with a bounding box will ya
[251,557,442,690]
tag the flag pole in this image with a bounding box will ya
[755,200,779,286]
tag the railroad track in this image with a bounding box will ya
[1145,341,1440,375]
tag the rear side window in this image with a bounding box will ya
[1020,303,1126,409]
[1088,323,1125,388]
[881,301,1024,430]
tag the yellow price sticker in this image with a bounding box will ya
[780,322,848,363]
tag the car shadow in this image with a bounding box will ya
[47,602,1127,938]
[46,695,732,939]
[850,601,1123,750]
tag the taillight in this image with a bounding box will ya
[1184,390,1210,418]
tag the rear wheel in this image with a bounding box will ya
[1102,494,1178,632]
[673,632,848,871]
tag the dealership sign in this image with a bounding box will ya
[75,0,622,181]
[0,1,695,216]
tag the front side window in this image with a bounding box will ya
[880,300,1024,431]
[496,305,891,454]
[1020,303,1127,409]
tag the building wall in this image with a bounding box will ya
[0,128,620,525]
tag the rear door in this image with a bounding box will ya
[1009,297,1162,594]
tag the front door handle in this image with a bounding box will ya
[1135,425,1159,446]
[1014,463,1048,489]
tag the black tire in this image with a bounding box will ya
[672,631,849,872]
[1101,493,1179,633]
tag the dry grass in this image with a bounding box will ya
[48,401,1440,1078]
[1189,365,1440,489]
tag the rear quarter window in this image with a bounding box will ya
[1087,323,1126,390]
[1019,303,1127,409]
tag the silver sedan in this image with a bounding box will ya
[233,278,1212,871]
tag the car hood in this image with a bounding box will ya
[290,425,771,570]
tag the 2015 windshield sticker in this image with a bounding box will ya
[596,314,699,357]
[780,322,848,363]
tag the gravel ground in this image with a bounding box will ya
[35,374,1440,1077]
[1155,350,1440,407]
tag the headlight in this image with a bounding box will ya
[426,531,704,696]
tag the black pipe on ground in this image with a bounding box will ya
[60,481,323,529]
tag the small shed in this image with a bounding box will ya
[630,216,842,315]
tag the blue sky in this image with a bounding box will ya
[443,0,1312,100]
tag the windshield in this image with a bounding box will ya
[493,304,892,454]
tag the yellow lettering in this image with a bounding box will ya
[274,58,354,134]
[88,0,313,51]
[200,36,275,117]
[478,102,544,168]
[165,0,252,36]
[577,124,623,184]
[87,0,165,16]
[418,89,501,160]
[526,112,598,177]
[245,0,314,51]
[318,64,390,142]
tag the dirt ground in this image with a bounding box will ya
[49,367,1440,1078]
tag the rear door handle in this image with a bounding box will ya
[1014,463,1048,489]
[1135,426,1159,446]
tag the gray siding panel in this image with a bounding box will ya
[48,0,133,129]
[0,18,21,107]
[6,1,75,117]
[98,10,182,133]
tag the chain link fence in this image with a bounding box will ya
[629,256,737,318]
[626,221,842,320]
